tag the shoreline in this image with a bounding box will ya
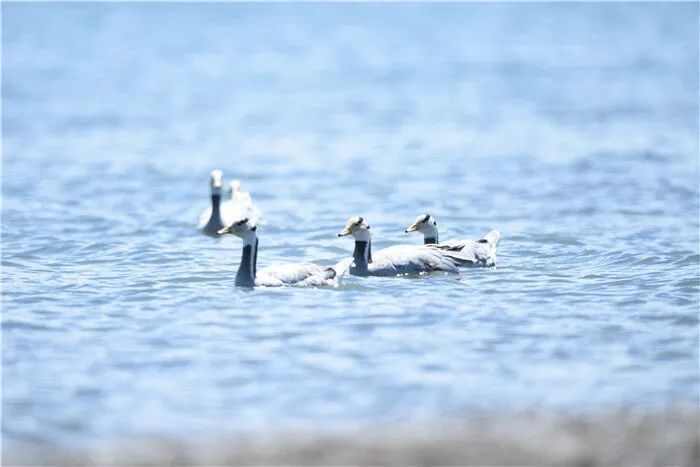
[5,407,699,466]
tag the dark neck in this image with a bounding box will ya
[253,238,258,276]
[424,236,438,244]
[206,194,223,231]
[211,194,221,212]
[352,240,372,271]
[235,237,258,287]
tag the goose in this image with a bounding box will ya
[217,218,353,287]
[198,171,265,236]
[198,169,234,236]
[405,214,500,267]
[337,216,477,277]
[224,179,265,225]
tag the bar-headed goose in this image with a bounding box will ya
[218,219,353,288]
[224,179,265,225]
[198,169,231,236]
[337,216,477,277]
[198,171,265,236]
[405,214,500,267]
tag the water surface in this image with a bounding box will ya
[3,2,699,448]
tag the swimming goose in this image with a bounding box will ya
[405,214,500,267]
[217,219,353,287]
[198,169,234,236]
[224,179,265,225]
[337,216,477,277]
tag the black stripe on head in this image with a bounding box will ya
[421,214,430,223]
[357,217,363,225]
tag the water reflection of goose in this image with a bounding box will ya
[405,214,500,267]
[218,219,353,288]
[337,216,478,277]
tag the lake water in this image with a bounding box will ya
[3,2,698,449]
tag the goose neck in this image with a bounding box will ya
[211,193,221,212]
[235,233,258,287]
[352,238,372,266]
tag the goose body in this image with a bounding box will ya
[337,216,477,277]
[256,260,353,287]
[222,179,265,225]
[405,214,500,267]
[218,219,352,288]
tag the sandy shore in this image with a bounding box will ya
[5,407,699,466]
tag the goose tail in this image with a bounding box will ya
[481,229,501,246]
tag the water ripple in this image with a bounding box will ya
[3,0,699,450]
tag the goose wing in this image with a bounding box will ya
[256,263,327,286]
[434,229,501,267]
[367,245,470,275]
[257,257,354,287]
[198,207,213,230]
[431,240,484,264]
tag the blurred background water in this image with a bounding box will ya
[2,2,698,449]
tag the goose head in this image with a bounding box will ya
[209,169,224,197]
[405,214,438,234]
[217,217,258,239]
[228,179,242,199]
[405,214,439,244]
[338,216,371,241]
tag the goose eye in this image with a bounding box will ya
[433,221,437,225]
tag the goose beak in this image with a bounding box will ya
[405,223,419,233]
[217,225,232,235]
[337,226,352,237]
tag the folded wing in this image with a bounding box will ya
[256,257,353,287]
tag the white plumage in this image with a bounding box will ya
[223,179,266,225]
[337,216,478,277]
[405,214,500,267]
[255,259,354,287]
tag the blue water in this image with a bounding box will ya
[3,3,699,448]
